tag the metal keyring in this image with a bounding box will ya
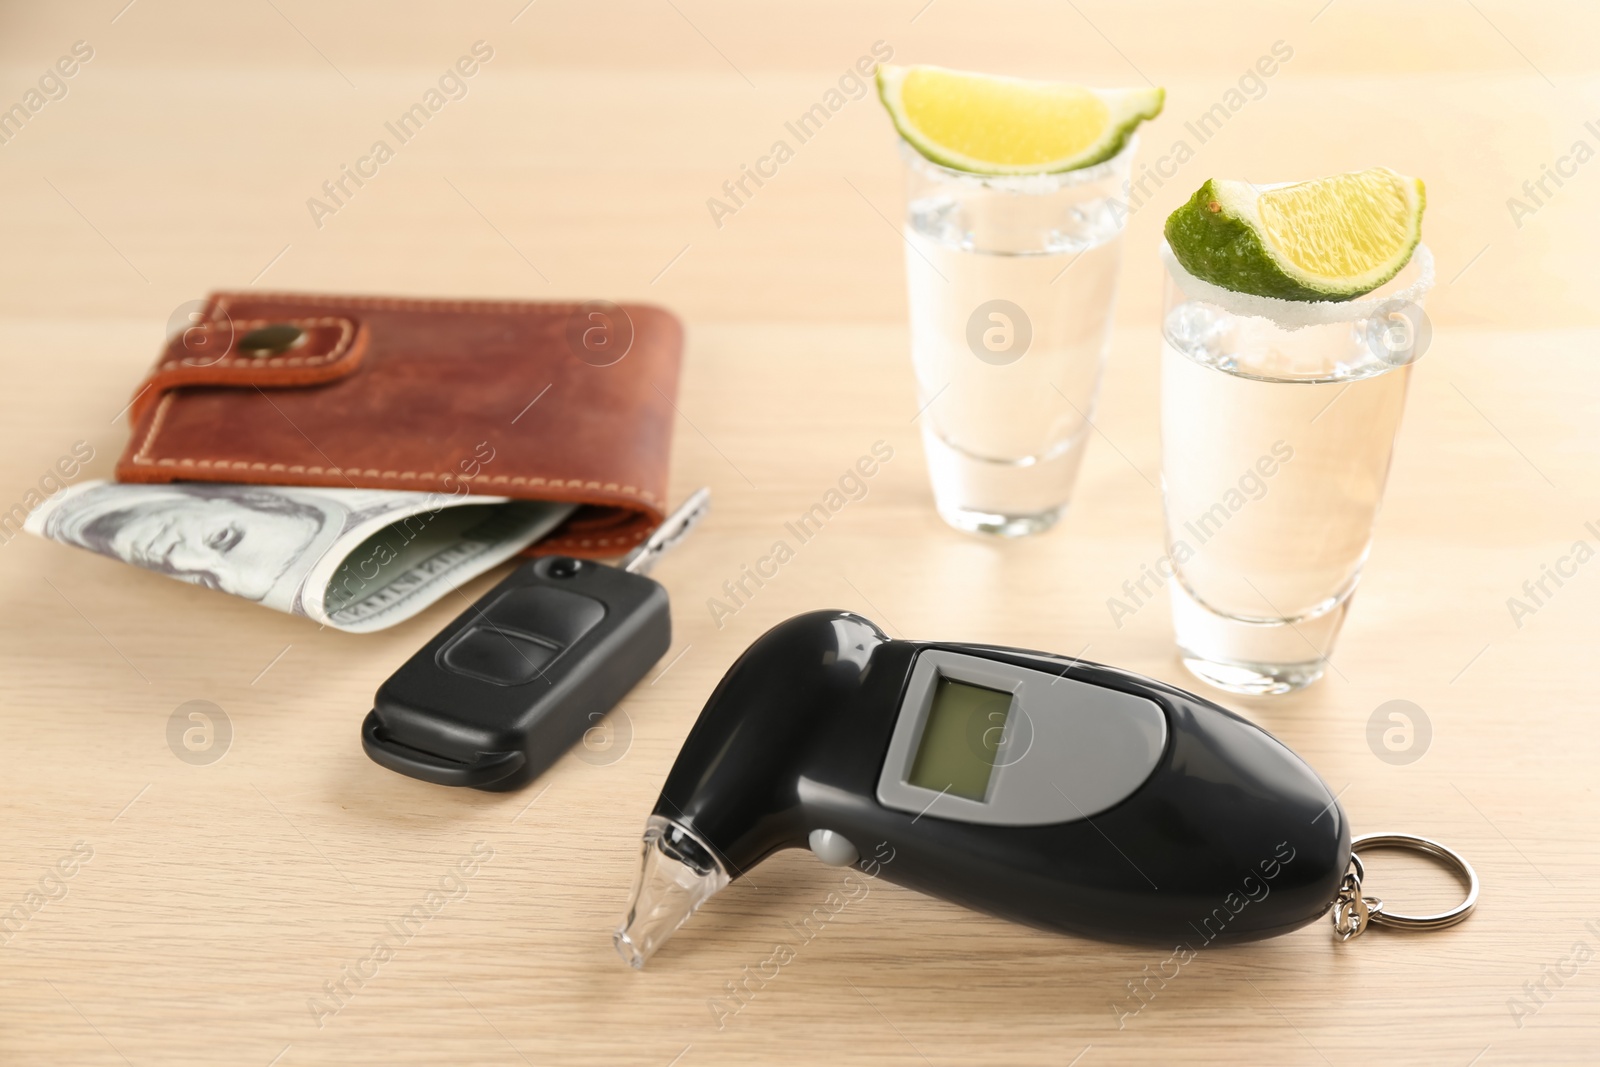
[1350,832,1479,932]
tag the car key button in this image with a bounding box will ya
[441,626,560,686]
[486,585,607,646]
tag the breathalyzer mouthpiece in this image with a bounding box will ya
[614,815,729,969]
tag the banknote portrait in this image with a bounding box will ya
[27,481,573,631]
[34,482,345,602]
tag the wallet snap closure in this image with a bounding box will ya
[127,314,367,424]
[237,323,307,357]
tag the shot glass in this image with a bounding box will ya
[901,138,1136,536]
[1157,241,1435,694]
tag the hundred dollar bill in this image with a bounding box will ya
[26,480,575,633]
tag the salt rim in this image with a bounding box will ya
[899,133,1137,193]
[1159,240,1435,329]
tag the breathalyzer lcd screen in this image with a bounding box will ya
[907,678,1013,801]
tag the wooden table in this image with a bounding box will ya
[3,2,1597,1063]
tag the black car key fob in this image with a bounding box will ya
[362,489,708,792]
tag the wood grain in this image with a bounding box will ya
[2,2,1597,1064]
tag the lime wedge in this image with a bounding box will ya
[876,64,1163,175]
[1164,168,1426,301]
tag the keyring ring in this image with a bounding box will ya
[1351,832,1478,931]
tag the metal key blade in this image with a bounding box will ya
[621,487,711,576]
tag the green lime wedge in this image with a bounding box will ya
[876,64,1163,175]
[1164,168,1426,301]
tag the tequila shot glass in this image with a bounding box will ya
[1157,241,1435,694]
[902,138,1136,536]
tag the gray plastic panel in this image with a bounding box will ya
[876,649,1168,827]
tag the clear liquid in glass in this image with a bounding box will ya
[1159,279,1421,694]
[902,141,1133,536]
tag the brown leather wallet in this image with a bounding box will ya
[115,291,682,557]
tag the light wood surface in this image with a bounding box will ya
[3,2,1598,1064]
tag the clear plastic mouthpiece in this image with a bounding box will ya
[614,815,729,969]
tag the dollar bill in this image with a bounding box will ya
[26,480,576,633]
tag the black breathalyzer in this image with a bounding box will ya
[616,609,1355,965]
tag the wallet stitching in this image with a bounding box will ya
[546,534,640,549]
[157,317,355,370]
[133,393,177,465]
[130,393,659,505]
[216,292,614,316]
